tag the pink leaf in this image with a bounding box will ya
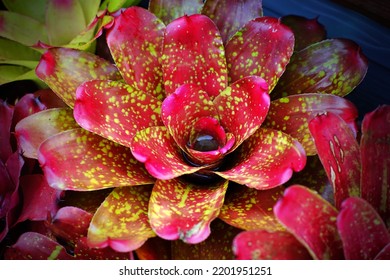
[337,197,390,260]
[309,112,361,208]
[216,128,306,189]
[360,105,390,225]
[106,7,165,99]
[214,76,270,151]
[162,14,228,97]
[131,126,202,180]
[233,230,312,260]
[35,47,121,107]
[15,108,79,159]
[87,185,155,252]
[149,179,228,244]
[38,128,154,191]
[274,185,344,259]
[225,16,294,91]
[74,80,163,148]
[265,93,358,155]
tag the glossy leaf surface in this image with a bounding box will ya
[274,185,344,259]
[38,128,154,190]
[149,179,228,244]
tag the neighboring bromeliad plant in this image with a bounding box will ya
[12,0,368,258]
[0,0,141,86]
[233,105,390,260]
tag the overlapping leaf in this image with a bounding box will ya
[281,15,326,51]
[106,7,165,99]
[337,197,390,260]
[202,0,263,44]
[162,14,227,97]
[0,100,13,163]
[265,93,358,155]
[131,126,202,180]
[274,185,344,259]
[360,105,390,225]
[219,185,285,231]
[216,128,306,189]
[35,48,121,107]
[88,185,155,252]
[233,230,312,260]
[273,39,368,98]
[38,128,154,190]
[171,219,241,259]
[309,112,361,208]
[4,232,71,260]
[74,80,163,148]
[225,17,294,91]
[149,179,228,244]
[214,76,270,151]
[16,174,61,224]
[16,108,79,159]
[149,0,203,24]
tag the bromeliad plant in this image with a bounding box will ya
[13,0,368,256]
[234,105,390,260]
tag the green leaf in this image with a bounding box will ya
[46,0,87,45]
[2,0,48,23]
[0,11,48,46]
[0,38,42,61]
[0,65,35,85]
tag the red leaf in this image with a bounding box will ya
[74,80,163,148]
[274,185,344,259]
[225,16,294,91]
[38,128,154,191]
[4,232,72,260]
[216,128,306,189]
[149,179,228,244]
[337,197,390,260]
[214,76,270,151]
[265,93,358,155]
[88,185,155,252]
[233,230,312,260]
[273,39,368,98]
[375,243,390,260]
[309,112,361,208]
[149,0,203,25]
[171,219,241,260]
[202,0,263,44]
[161,84,220,151]
[15,108,79,159]
[16,174,61,223]
[131,126,202,180]
[162,14,228,97]
[48,206,92,247]
[219,185,285,231]
[106,7,165,99]
[11,94,46,130]
[281,15,327,51]
[0,100,13,163]
[35,47,121,107]
[360,105,390,225]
